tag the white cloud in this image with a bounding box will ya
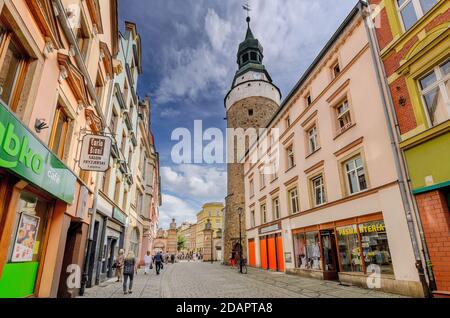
[161,164,227,202]
[158,193,198,228]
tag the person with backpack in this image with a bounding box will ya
[123,251,137,294]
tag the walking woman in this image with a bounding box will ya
[123,251,137,295]
[116,249,125,282]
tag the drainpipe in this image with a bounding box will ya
[52,0,106,127]
[361,3,433,297]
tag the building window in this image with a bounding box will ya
[114,178,121,204]
[130,228,139,257]
[344,156,368,195]
[271,160,278,181]
[337,225,363,272]
[110,110,118,134]
[0,29,28,111]
[311,175,326,206]
[128,148,133,167]
[287,145,295,170]
[121,131,127,155]
[250,210,255,228]
[336,100,352,134]
[359,221,393,274]
[288,188,300,214]
[250,51,257,61]
[396,0,437,31]
[75,15,90,60]
[260,204,267,224]
[308,126,319,154]
[293,231,324,271]
[49,106,69,160]
[286,116,291,128]
[272,197,280,220]
[418,59,450,127]
[306,93,312,106]
[122,190,128,211]
[248,109,254,116]
[249,179,255,197]
[259,170,265,189]
[332,61,341,78]
[136,190,143,216]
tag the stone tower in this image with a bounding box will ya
[223,16,281,263]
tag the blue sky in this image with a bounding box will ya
[119,0,358,228]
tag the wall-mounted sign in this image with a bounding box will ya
[0,102,76,204]
[79,134,112,172]
[112,207,127,225]
[259,222,281,235]
[284,252,292,263]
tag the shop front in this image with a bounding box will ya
[0,102,76,298]
[257,223,284,272]
[292,213,394,283]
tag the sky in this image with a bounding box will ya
[119,0,358,228]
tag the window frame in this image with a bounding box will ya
[307,125,319,154]
[311,174,326,207]
[395,0,437,32]
[286,144,296,170]
[417,59,450,128]
[288,187,300,214]
[272,197,280,220]
[260,203,267,225]
[49,106,70,160]
[344,155,368,195]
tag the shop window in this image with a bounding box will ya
[260,204,267,224]
[0,29,29,111]
[337,225,362,272]
[418,59,450,127]
[335,100,352,135]
[396,0,437,31]
[272,197,280,220]
[311,175,326,206]
[359,221,393,275]
[294,233,307,269]
[288,187,300,214]
[306,232,322,270]
[250,210,255,227]
[307,126,319,154]
[344,156,368,195]
[49,106,70,160]
[286,145,295,170]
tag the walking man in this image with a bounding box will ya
[123,251,137,295]
[154,251,163,275]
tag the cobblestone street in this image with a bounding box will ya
[79,262,406,298]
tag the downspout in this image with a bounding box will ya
[361,3,432,297]
[52,0,105,295]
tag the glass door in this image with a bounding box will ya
[321,230,339,281]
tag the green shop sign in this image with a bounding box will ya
[0,102,76,204]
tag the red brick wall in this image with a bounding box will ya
[389,77,417,134]
[416,190,450,292]
[373,6,394,50]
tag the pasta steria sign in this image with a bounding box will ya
[79,135,112,172]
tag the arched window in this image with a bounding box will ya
[129,228,140,257]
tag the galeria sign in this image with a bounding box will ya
[79,134,112,172]
[0,101,76,204]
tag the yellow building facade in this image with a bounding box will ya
[195,202,223,253]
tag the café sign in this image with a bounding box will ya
[0,102,76,204]
[79,134,112,172]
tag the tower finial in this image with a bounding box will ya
[243,3,251,26]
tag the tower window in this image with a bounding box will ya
[248,109,254,116]
[250,52,257,61]
[242,53,249,63]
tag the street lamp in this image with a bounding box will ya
[237,207,243,274]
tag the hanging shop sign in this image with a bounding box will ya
[0,102,76,204]
[11,213,40,263]
[79,134,112,172]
